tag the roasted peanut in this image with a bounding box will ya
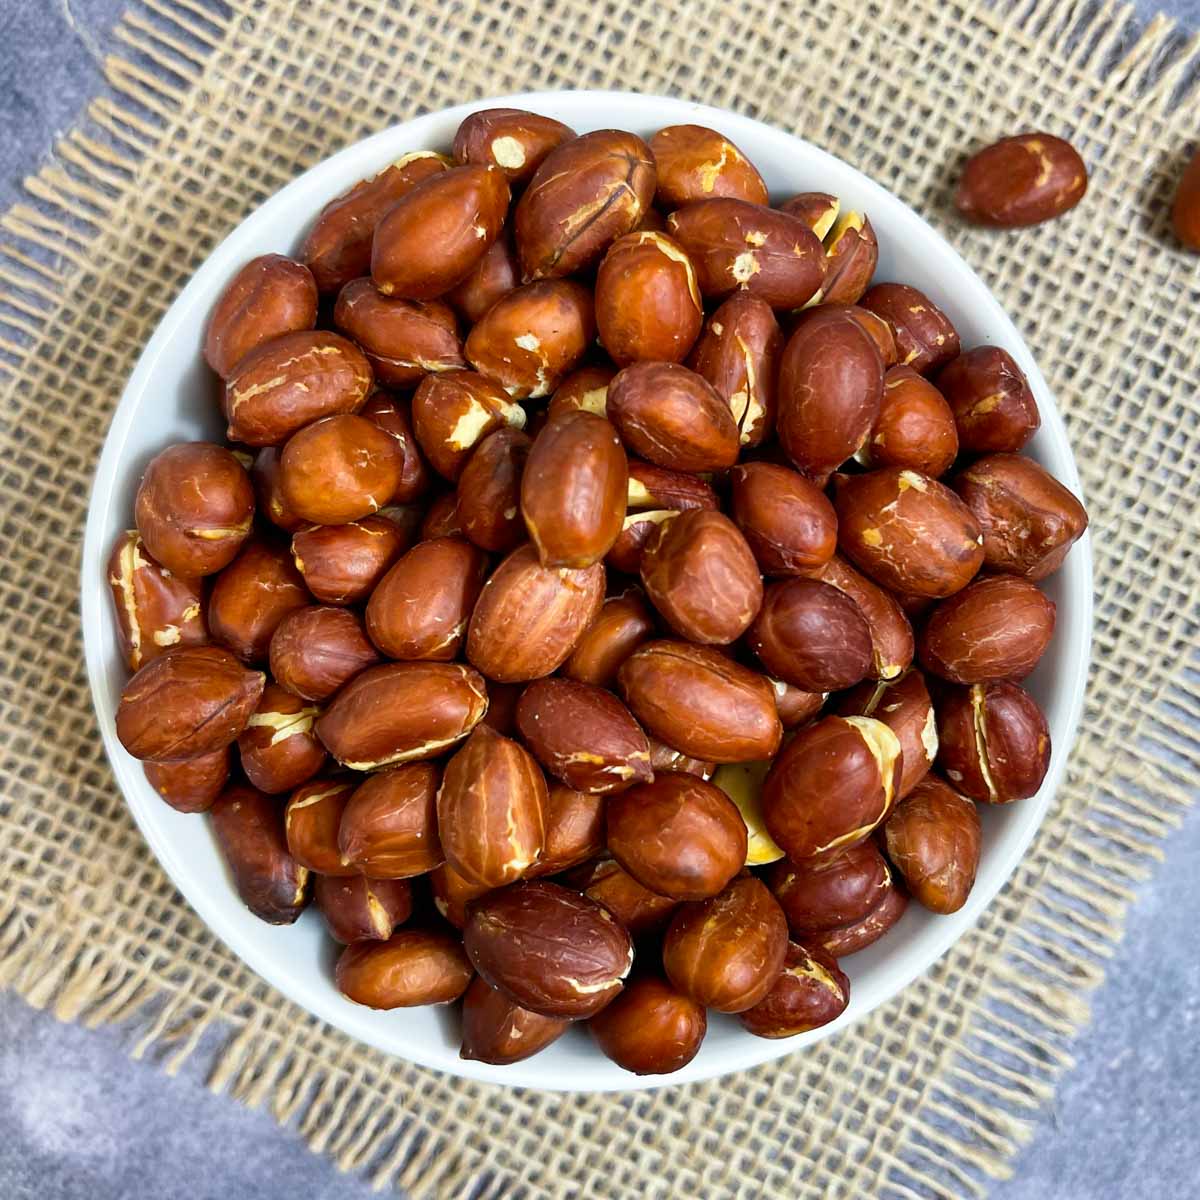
[291,515,409,605]
[590,974,707,1074]
[456,427,531,553]
[562,587,656,688]
[268,605,378,701]
[815,555,915,681]
[650,124,768,207]
[729,463,836,577]
[861,283,960,376]
[862,365,959,476]
[460,976,571,1065]
[336,929,473,1008]
[956,133,1087,227]
[315,874,413,944]
[237,681,327,794]
[143,747,230,814]
[938,346,1040,453]
[338,762,443,877]
[208,538,309,662]
[453,108,574,184]
[737,943,850,1038]
[284,778,356,875]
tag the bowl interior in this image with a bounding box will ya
[80,90,1092,1092]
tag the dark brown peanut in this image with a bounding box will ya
[523,784,607,878]
[815,555,915,682]
[315,874,413,944]
[563,588,656,688]
[767,840,892,937]
[862,365,959,476]
[662,875,788,1013]
[210,784,310,924]
[359,391,434,504]
[456,427,531,553]
[447,231,521,324]
[570,856,682,937]
[466,544,605,683]
[729,463,836,577]
[738,943,850,1038]
[589,974,707,1074]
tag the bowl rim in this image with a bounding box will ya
[80,88,1093,1092]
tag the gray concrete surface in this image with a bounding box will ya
[2,2,1198,1198]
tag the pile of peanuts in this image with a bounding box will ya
[108,109,1088,1075]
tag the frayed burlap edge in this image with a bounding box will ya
[1,1,1199,1197]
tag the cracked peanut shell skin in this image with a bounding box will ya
[116,644,265,763]
[738,942,850,1038]
[515,677,652,795]
[883,775,981,913]
[860,283,960,377]
[766,840,892,938]
[224,331,372,447]
[315,660,488,771]
[237,681,327,795]
[650,124,768,208]
[464,880,634,1019]
[436,724,547,887]
[339,762,443,878]
[515,130,656,280]
[466,544,605,683]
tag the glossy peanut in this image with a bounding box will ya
[464,280,596,400]
[835,669,937,800]
[268,605,378,701]
[437,724,546,887]
[650,124,768,207]
[464,881,634,1018]
[116,645,264,762]
[107,530,207,671]
[776,305,884,479]
[954,453,1087,579]
[315,874,413,944]
[453,107,574,184]
[515,130,656,279]
[521,410,628,568]
[738,943,850,1038]
[938,346,1040,453]
[884,776,981,913]
[516,678,651,794]
[646,738,715,780]
[523,784,607,878]
[595,231,703,365]
[862,365,959,476]
[810,879,908,957]
[336,929,473,1008]
[549,364,617,419]
[224,331,372,446]
[815,555,915,681]
[333,279,463,387]
[456,427,530,553]
[210,784,310,924]
[316,661,488,770]
[338,762,442,877]
[607,773,746,900]
[284,778,356,875]
[358,391,434,504]
[620,640,782,764]
[237,682,327,794]
[430,862,493,930]
[844,304,898,367]
[861,283,960,376]
[607,361,740,472]
[251,447,307,533]
[365,536,488,661]
[687,293,780,448]
[763,715,901,860]
[812,211,878,307]
[748,577,872,692]
[729,463,836,577]
[279,413,403,525]
[770,681,826,730]
[767,840,892,937]
[590,975,707,1075]
[640,510,762,645]
[937,680,1051,803]
[447,231,521,324]
[835,468,984,598]
[662,875,788,1013]
[204,254,317,378]
[143,747,230,814]
[562,588,656,688]
[460,976,571,1065]
[626,460,720,512]
[666,199,824,308]
[371,164,510,300]
[291,515,408,605]
[301,152,450,293]
[207,538,309,662]
[466,544,605,683]
[134,443,254,577]
[411,369,527,480]
[956,134,1087,226]
[570,856,682,937]
[919,575,1056,683]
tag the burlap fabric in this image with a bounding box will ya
[2,0,1198,1195]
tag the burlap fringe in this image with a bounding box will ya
[1,1,1198,1197]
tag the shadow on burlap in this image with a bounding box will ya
[1,1,1198,1196]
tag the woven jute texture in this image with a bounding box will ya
[2,0,1199,1195]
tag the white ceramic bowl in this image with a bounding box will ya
[80,90,1092,1091]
